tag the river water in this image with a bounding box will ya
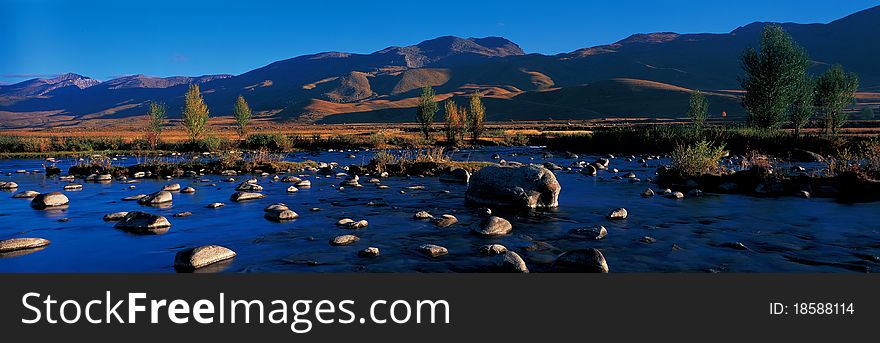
[1,147,878,273]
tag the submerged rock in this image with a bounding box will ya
[114,211,171,234]
[180,187,196,194]
[465,165,561,208]
[0,238,50,254]
[330,234,360,246]
[664,191,685,199]
[433,214,458,228]
[206,202,225,208]
[31,192,69,209]
[580,165,597,176]
[606,208,628,220]
[439,167,471,184]
[235,181,263,191]
[641,188,655,197]
[358,247,380,257]
[102,212,129,221]
[418,244,448,257]
[479,244,508,256]
[551,248,609,273]
[568,225,607,240]
[173,211,193,218]
[174,245,236,272]
[346,220,369,229]
[470,216,512,236]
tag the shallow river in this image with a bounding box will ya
[1,147,879,273]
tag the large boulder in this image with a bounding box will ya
[113,211,171,234]
[465,165,560,208]
[551,248,609,273]
[30,192,69,209]
[174,245,236,272]
[0,238,50,253]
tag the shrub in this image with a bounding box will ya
[242,133,290,151]
[671,141,727,176]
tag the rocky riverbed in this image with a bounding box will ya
[1,147,879,273]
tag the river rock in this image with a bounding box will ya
[12,190,39,198]
[236,181,263,191]
[63,184,83,191]
[336,218,354,226]
[551,248,609,273]
[641,188,655,197]
[174,212,193,218]
[180,187,196,194]
[470,216,512,236]
[495,251,529,273]
[433,214,458,228]
[295,180,311,188]
[606,208,628,220]
[413,211,434,220]
[287,186,299,193]
[87,174,113,182]
[265,209,299,221]
[346,220,369,229]
[281,176,302,183]
[162,183,181,192]
[439,167,471,184]
[138,191,172,205]
[31,192,69,209]
[664,191,685,199]
[330,234,359,246]
[568,225,607,240]
[623,172,637,178]
[358,247,380,257]
[580,165,597,176]
[479,244,508,256]
[174,245,236,271]
[206,202,225,208]
[122,194,146,201]
[0,238,50,254]
[418,244,448,257]
[114,211,171,234]
[264,203,289,212]
[0,181,19,189]
[465,165,560,208]
[230,192,266,202]
[102,212,129,221]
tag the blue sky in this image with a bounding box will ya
[1,0,878,84]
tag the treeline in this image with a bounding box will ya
[414,86,486,147]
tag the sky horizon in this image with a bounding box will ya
[2,0,879,84]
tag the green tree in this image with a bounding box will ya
[739,25,810,129]
[415,86,438,140]
[688,91,709,129]
[146,101,166,149]
[789,75,815,137]
[232,95,252,140]
[444,99,465,147]
[468,92,486,143]
[814,64,859,135]
[181,84,210,142]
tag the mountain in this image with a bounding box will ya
[2,5,879,128]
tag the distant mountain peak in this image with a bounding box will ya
[103,74,232,89]
[377,36,525,68]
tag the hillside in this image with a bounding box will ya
[2,5,880,128]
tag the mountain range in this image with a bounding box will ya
[2,5,880,128]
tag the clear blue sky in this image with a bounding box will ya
[2,0,878,84]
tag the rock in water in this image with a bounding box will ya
[346,220,369,229]
[264,203,289,212]
[162,183,181,192]
[113,211,171,234]
[495,251,529,273]
[265,209,299,221]
[122,194,146,201]
[641,188,655,197]
[419,244,448,257]
[358,247,380,257]
[465,165,561,208]
[174,245,236,272]
[664,191,685,199]
[230,192,266,202]
[330,235,360,246]
[295,180,311,188]
[12,190,40,198]
[206,202,225,208]
[64,184,83,191]
[438,167,471,184]
[102,212,129,221]
[0,238,50,253]
[336,218,354,226]
[580,165,597,176]
[413,211,434,220]
[568,225,607,240]
[479,244,508,256]
[470,216,512,236]
[606,208,628,220]
[180,187,196,194]
[281,176,302,183]
[173,212,193,218]
[236,181,263,191]
[287,186,299,193]
[551,248,609,273]
[433,214,458,228]
[30,192,69,209]
[138,191,172,205]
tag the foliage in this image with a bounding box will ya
[415,86,438,139]
[815,64,859,135]
[671,141,727,176]
[242,133,290,151]
[232,95,253,140]
[181,84,210,142]
[789,75,815,136]
[443,99,466,147]
[468,92,486,143]
[146,101,166,149]
[739,25,810,129]
[688,91,709,129]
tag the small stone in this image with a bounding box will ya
[346,220,369,229]
[264,203,289,212]
[0,238,50,254]
[235,181,263,191]
[551,248,609,273]
[174,245,236,272]
[206,202,225,208]
[180,187,196,194]
[433,214,458,228]
[64,184,83,191]
[641,188,655,197]
[230,192,266,202]
[623,172,637,178]
[12,190,40,198]
[664,191,685,199]
[799,190,811,198]
[282,176,302,183]
[295,180,311,188]
[0,181,19,189]
[479,244,508,256]
[102,212,129,221]
[336,218,354,226]
[358,247,380,257]
[287,186,299,193]
[720,242,748,250]
[114,211,171,234]
[495,251,529,273]
[606,208,628,220]
[138,191,173,205]
[687,189,703,197]
[174,212,193,218]
[580,165,597,176]
[265,209,299,221]
[31,192,69,209]
[640,236,657,244]
[568,225,607,240]
[162,183,181,192]
[470,216,512,236]
[418,244,448,257]
[122,194,146,201]
[330,234,360,246]
[413,211,434,220]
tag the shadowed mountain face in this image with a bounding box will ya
[2,5,880,128]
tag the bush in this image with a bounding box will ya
[242,133,291,151]
[671,141,727,176]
